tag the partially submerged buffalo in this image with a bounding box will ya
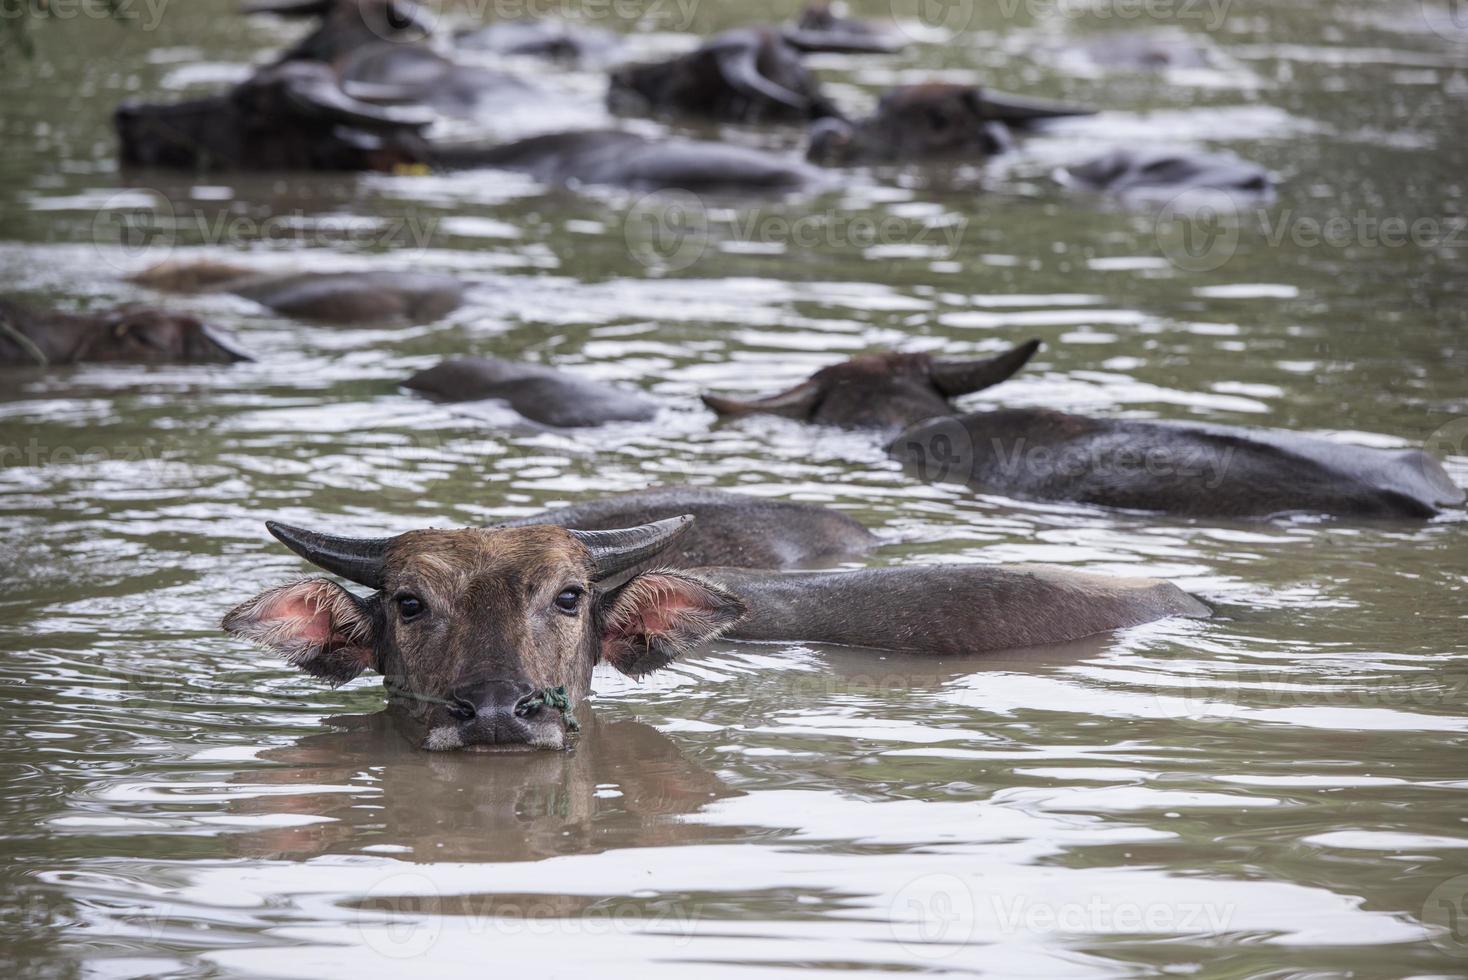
[704,341,1464,520]
[454,18,622,62]
[116,65,817,191]
[243,0,431,63]
[131,261,464,324]
[609,27,837,124]
[0,298,250,367]
[224,515,1206,750]
[403,357,659,427]
[807,83,1093,165]
[1062,148,1274,199]
[782,2,906,54]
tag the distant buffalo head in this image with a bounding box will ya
[609,27,836,123]
[0,299,251,366]
[782,2,905,53]
[702,339,1040,434]
[807,83,1092,165]
[1064,148,1274,198]
[115,61,435,172]
[223,517,746,752]
[243,0,433,62]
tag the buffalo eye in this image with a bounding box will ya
[554,587,584,616]
[396,594,426,621]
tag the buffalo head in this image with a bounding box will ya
[0,299,251,366]
[223,517,746,752]
[115,61,434,172]
[808,83,1092,165]
[609,27,836,123]
[243,0,433,62]
[702,339,1040,434]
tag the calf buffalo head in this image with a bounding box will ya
[808,83,1092,165]
[703,339,1040,433]
[243,0,432,62]
[115,62,434,172]
[223,517,746,751]
[609,28,835,123]
[73,308,252,364]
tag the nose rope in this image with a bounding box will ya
[0,312,49,367]
[383,681,580,734]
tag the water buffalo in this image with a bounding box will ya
[116,67,816,190]
[115,62,436,171]
[806,83,1094,165]
[243,0,431,63]
[609,27,837,124]
[0,298,250,367]
[703,339,1042,436]
[1056,30,1218,71]
[223,515,1207,750]
[1062,148,1275,199]
[703,341,1463,520]
[403,357,659,427]
[782,2,906,53]
[496,487,880,571]
[131,261,464,324]
[454,18,622,62]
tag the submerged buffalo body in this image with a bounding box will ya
[244,0,432,63]
[808,83,1093,165]
[0,298,250,367]
[403,357,659,427]
[224,515,1206,750]
[894,411,1463,519]
[454,18,622,61]
[705,341,1462,520]
[782,2,906,53]
[1063,148,1274,199]
[609,28,835,124]
[131,261,464,324]
[498,487,880,571]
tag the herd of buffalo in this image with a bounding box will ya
[7,0,1462,750]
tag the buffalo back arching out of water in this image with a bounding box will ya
[0,298,251,367]
[609,27,837,124]
[893,411,1464,520]
[703,339,1042,436]
[403,357,659,427]
[497,487,880,572]
[1063,148,1275,200]
[807,83,1094,165]
[223,515,1207,750]
[131,261,465,324]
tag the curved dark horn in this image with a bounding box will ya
[714,42,809,111]
[280,70,436,129]
[701,379,823,419]
[570,515,694,581]
[239,0,332,17]
[977,88,1096,123]
[930,339,1042,398]
[266,521,393,589]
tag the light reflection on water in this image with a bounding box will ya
[2,0,1467,975]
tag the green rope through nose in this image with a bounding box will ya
[384,681,580,734]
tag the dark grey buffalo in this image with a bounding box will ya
[0,298,250,367]
[131,261,464,324]
[705,342,1463,520]
[807,83,1094,165]
[243,0,431,63]
[116,66,816,190]
[403,357,659,427]
[1063,148,1274,199]
[497,487,880,572]
[609,27,837,124]
[223,515,1206,750]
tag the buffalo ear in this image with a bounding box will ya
[599,572,747,678]
[222,578,377,685]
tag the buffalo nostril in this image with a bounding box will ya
[512,694,542,719]
[449,698,476,722]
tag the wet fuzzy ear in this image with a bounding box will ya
[599,571,747,678]
[222,578,377,685]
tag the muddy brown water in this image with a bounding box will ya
[1,0,1466,976]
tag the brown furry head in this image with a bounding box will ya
[222,522,746,751]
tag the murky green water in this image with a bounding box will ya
[2,0,1467,975]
